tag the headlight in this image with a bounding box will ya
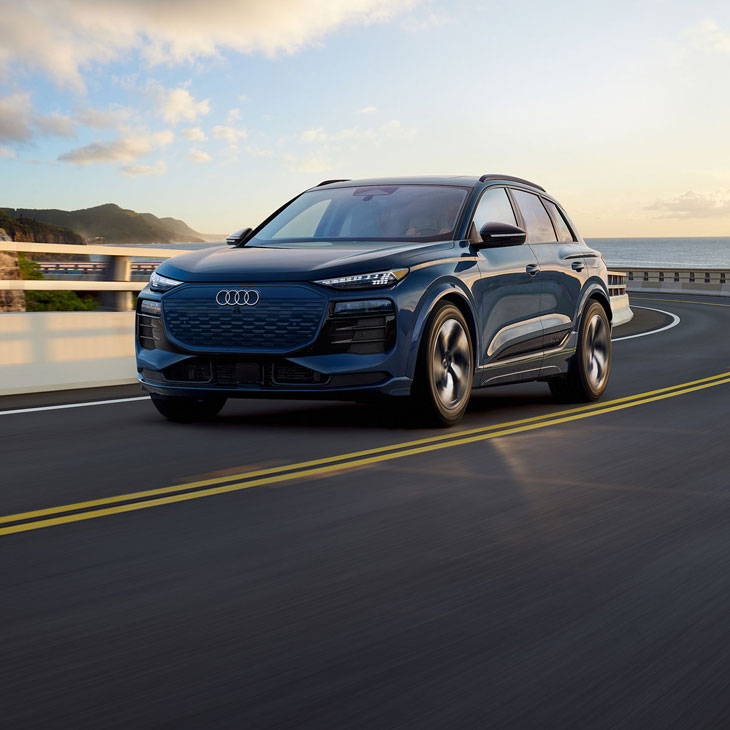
[314,268,408,290]
[149,271,183,292]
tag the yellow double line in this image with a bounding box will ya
[3,371,730,537]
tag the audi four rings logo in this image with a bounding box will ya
[215,289,260,306]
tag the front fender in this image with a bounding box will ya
[405,279,479,379]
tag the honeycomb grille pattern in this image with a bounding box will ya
[164,297,325,351]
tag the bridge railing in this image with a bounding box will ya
[612,266,730,297]
[0,241,193,311]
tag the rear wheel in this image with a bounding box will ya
[549,300,611,402]
[150,393,227,422]
[410,302,474,427]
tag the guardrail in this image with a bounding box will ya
[612,267,730,297]
[0,242,193,311]
[607,270,632,327]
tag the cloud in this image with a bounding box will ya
[187,148,211,162]
[181,127,206,141]
[212,125,248,143]
[0,92,33,142]
[120,160,167,177]
[0,145,16,159]
[648,190,730,218]
[686,19,730,55]
[301,127,327,143]
[0,0,421,90]
[154,86,210,125]
[285,154,330,173]
[58,129,172,164]
[0,92,80,144]
[34,113,76,139]
[227,108,241,122]
[358,106,377,114]
[76,106,132,129]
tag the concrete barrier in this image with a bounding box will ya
[0,311,136,395]
[614,267,730,298]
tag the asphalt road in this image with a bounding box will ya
[2,293,730,729]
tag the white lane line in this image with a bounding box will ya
[612,306,681,342]
[0,396,148,416]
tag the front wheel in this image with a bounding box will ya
[549,300,611,403]
[410,302,474,427]
[150,393,227,422]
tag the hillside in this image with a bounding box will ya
[0,209,85,244]
[1,204,206,244]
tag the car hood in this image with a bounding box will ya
[156,240,457,283]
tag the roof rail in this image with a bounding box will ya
[478,174,545,192]
[316,179,350,187]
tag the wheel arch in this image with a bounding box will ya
[406,283,479,379]
[578,281,612,326]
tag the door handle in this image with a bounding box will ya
[571,261,585,272]
[526,264,540,276]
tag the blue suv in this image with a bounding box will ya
[136,175,612,426]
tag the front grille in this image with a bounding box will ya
[163,286,327,352]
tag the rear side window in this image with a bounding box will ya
[511,189,557,243]
[472,187,517,232]
[543,199,575,242]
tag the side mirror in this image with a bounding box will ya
[226,227,253,246]
[475,221,527,248]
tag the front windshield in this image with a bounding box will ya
[250,184,469,247]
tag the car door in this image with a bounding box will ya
[470,187,543,382]
[509,189,589,352]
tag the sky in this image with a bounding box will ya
[1,0,730,237]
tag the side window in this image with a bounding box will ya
[271,199,330,239]
[511,189,557,243]
[543,199,575,242]
[472,187,517,233]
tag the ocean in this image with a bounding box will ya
[586,237,730,269]
[104,237,730,269]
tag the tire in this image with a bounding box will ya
[410,302,474,427]
[549,300,611,403]
[150,393,227,422]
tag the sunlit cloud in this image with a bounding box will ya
[358,106,377,114]
[187,148,211,162]
[686,19,730,55]
[0,0,422,91]
[120,160,167,177]
[181,127,207,141]
[154,86,210,125]
[227,108,242,122]
[58,129,173,164]
[212,125,248,143]
[301,128,327,143]
[649,190,730,219]
[0,145,16,159]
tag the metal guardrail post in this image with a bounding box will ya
[101,256,132,311]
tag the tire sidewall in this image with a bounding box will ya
[576,301,611,399]
[416,302,474,426]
